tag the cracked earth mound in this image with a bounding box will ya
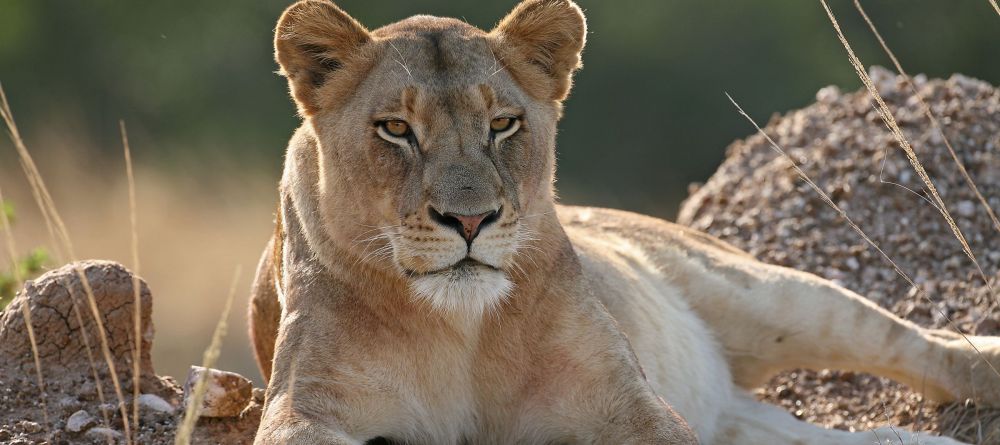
[0,261,261,444]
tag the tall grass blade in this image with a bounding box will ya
[726,92,1000,382]
[0,84,64,263]
[174,266,241,445]
[67,286,112,428]
[819,0,997,322]
[854,0,1000,237]
[0,186,49,426]
[0,83,133,444]
[120,120,143,441]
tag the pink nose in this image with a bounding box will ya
[447,211,493,241]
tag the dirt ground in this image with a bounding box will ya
[679,67,1000,443]
[0,261,260,444]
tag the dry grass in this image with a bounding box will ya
[0,148,273,381]
[1,84,132,444]
[66,279,113,427]
[120,120,143,443]
[174,266,241,445]
[0,186,49,426]
[853,0,1000,239]
[819,0,999,380]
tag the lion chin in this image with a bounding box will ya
[408,261,513,317]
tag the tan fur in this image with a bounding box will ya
[250,1,1000,444]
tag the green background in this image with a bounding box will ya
[2,0,997,217]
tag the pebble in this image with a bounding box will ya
[183,366,253,418]
[955,200,975,217]
[20,421,40,434]
[65,410,96,433]
[86,427,124,442]
[138,393,175,414]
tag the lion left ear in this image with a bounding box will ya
[490,0,587,101]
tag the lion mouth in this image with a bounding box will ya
[406,257,500,278]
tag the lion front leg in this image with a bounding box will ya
[255,395,362,445]
[923,330,1000,405]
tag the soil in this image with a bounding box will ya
[678,67,1000,443]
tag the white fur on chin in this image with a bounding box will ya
[409,265,513,318]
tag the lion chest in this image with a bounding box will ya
[349,321,487,444]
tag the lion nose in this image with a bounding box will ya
[429,207,500,242]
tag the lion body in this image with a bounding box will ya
[249,2,1000,444]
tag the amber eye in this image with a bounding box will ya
[381,120,411,137]
[490,117,516,132]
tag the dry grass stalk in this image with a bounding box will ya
[0,186,49,426]
[853,0,1000,237]
[120,120,143,442]
[0,84,64,263]
[1,84,134,444]
[75,265,133,443]
[819,0,1000,376]
[990,0,1000,17]
[66,285,112,428]
[726,91,1000,383]
[174,266,241,445]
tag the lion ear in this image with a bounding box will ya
[274,0,370,115]
[490,0,587,101]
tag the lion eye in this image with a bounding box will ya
[381,120,411,137]
[490,117,516,132]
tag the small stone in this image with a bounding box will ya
[66,410,96,433]
[183,366,253,418]
[844,257,860,271]
[0,429,10,441]
[252,387,266,403]
[21,421,41,433]
[57,396,82,412]
[138,393,175,414]
[816,85,841,104]
[86,427,124,442]
[956,200,975,218]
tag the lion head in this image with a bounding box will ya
[274,0,586,316]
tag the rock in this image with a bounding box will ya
[86,426,124,442]
[56,396,82,412]
[0,260,263,444]
[0,261,154,379]
[20,421,40,434]
[183,366,253,418]
[816,85,841,104]
[65,410,96,433]
[138,393,175,414]
[956,200,976,217]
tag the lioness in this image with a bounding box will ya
[248,1,1000,443]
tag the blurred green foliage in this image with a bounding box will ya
[1,200,13,224]
[0,200,49,308]
[0,0,997,217]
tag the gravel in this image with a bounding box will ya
[679,67,1000,443]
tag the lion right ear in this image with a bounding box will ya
[274,0,370,116]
